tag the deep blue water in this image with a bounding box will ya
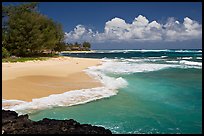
[60,49,202,59]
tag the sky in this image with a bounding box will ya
[3,2,202,49]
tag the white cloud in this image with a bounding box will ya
[65,15,202,43]
[148,21,161,29]
[163,17,202,41]
[132,15,149,27]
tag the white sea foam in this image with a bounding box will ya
[121,58,144,62]
[99,58,202,75]
[166,61,179,64]
[175,50,202,53]
[182,57,193,60]
[2,61,128,114]
[122,58,166,63]
[2,99,27,108]
[85,66,128,90]
[2,57,201,114]
[91,59,180,74]
[179,60,202,67]
[3,87,119,114]
[136,49,173,53]
[196,57,202,60]
[147,57,162,59]
[165,60,202,69]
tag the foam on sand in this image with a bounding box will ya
[3,87,117,114]
[2,61,128,114]
[2,57,201,114]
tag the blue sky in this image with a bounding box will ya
[3,2,202,49]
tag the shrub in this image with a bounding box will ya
[2,47,10,58]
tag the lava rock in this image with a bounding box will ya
[2,110,112,134]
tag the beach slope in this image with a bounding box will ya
[2,57,102,102]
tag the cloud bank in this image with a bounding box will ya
[65,15,202,43]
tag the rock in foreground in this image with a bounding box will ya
[2,110,112,134]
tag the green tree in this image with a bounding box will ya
[2,47,10,58]
[82,41,91,49]
[2,3,64,57]
[52,23,65,52]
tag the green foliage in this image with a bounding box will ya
[2,3,64,57]
[2,47,10,58]
[65,42,91,51]
[54,42,67,52]
[2,2,38,17]
[2,57,49,63]
[82,42,91,49]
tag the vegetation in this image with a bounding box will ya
[2,2,92,62]
[2,47,10,58]
[65,42,91,51]
[2,57,49,63]
[2,2,66,58]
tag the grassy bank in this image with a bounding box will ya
[2,57,51,63]
[2,52,61,63]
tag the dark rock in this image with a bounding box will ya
[2,110,112,134]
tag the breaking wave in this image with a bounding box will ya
[2,61,128,114]
[97,58,202,75]
[2,55,201,114]
[94,60,179,74]
[93,49,202,53]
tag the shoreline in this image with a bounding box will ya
[60,50,96,53]
[2,56,102,102]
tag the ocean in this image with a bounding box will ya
[7,50,203,134]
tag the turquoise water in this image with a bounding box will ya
[28,50,202,134]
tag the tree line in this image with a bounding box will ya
[2,2,65,57]
[65,42,91,51]
[2,3,91,58]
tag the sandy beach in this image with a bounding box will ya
[2,57,102,102]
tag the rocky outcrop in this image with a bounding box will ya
[2,110,112,134]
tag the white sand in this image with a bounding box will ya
[2,57,102,101]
